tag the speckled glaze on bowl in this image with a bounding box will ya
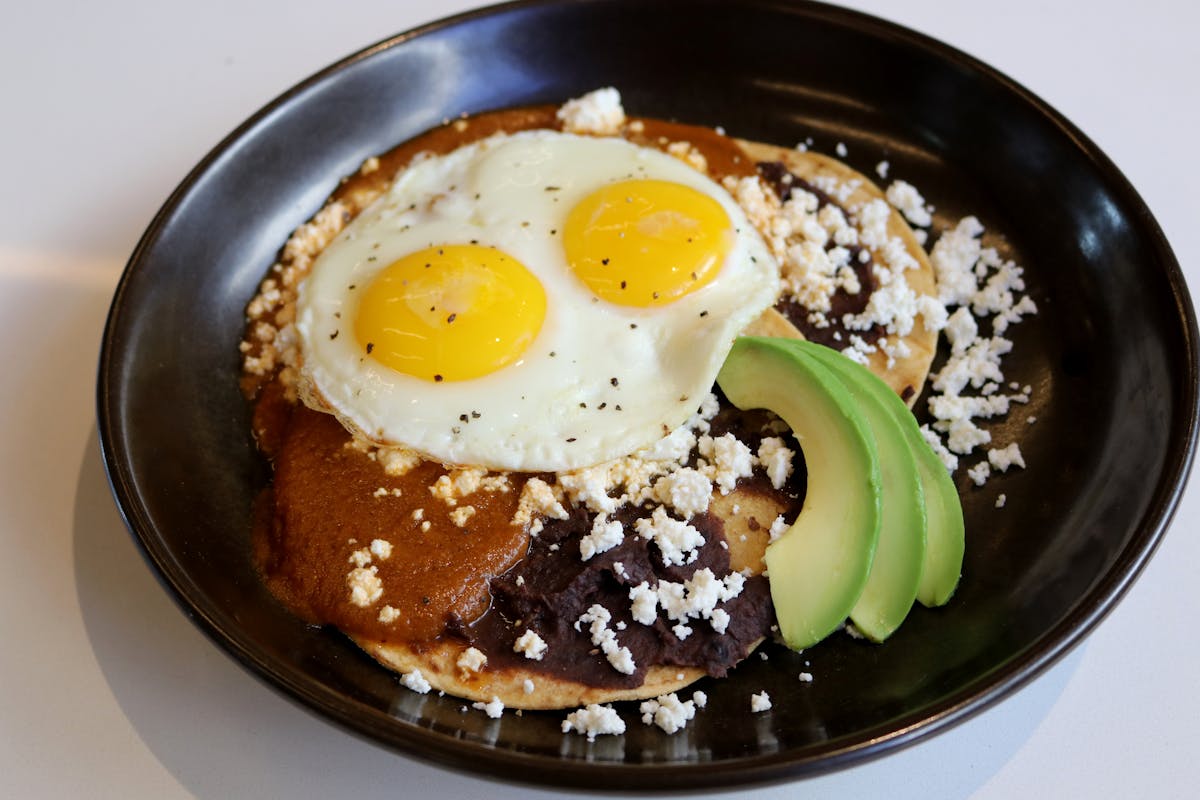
[97,0,1197,789]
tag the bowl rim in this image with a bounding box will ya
[96,0,1200,788]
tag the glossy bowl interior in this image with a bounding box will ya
[97,0,1197,789]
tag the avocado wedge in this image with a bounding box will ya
[799,343,928,640]
[910,431,965,606]
[717,336,882,651]
[799,342,964,608]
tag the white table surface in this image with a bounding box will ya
[2,1,1197,797]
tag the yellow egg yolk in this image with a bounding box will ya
[563,179,734,307]
[353,244,546,382]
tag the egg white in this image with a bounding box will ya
[295,130,778,471]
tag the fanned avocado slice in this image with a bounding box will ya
[801,341,964,608]
[799,342,928,640]
[910,432,965,606]
[717,336,881,651]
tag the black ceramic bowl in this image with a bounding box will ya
[97,0,1197,789]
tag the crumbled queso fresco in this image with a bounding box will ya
[241,87,1038,738]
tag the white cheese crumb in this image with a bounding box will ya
[945,417,992,456]
[917,294,949,333]
[768,514,789,543]
[428,466,492,506]
[654,568,744,631]
[988,443,1026,472]
[637,425,698,462]
[639,693,697,734]
[633,506,705,566]
[369,539,393,561]
[400,669,431,694]
[692,690,708,709]
[376,446,421,477]
[652,467,713,518]
[835,141,848,157]
[562,704,626,741]
[456,647,487,674]
[885,179,933,227]
[557,87,625,135]
[377,605,399,624]
[931,216,984,306]
[995,493,1007,508]
[580,514,624,560]
[473,697,504,719]
[750,691,772,712]
[513,477,569,530]
[967,461,991,486]
[798,672,814,683]
[523,679,535,695]
[944,307,979,353]
[698,432,756,494]
[757,437,795,490]
[346,566,382,607]
[347,548,372,569]
[629,582,659,625]
[672,623,693,640]
[513,629,548,661]
[556,466,615,514]
[875,160,890,179]
[578,604,636,674]
[449,505,477,528]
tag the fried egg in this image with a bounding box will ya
[295,130,778,471]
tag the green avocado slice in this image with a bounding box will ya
[799,343,928,640]
[910,433,965,607]
[717,336,881,651]
[802,341,964,608]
